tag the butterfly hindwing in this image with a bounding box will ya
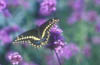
[13,28,41,46]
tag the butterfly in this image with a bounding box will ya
[13,18,59,48]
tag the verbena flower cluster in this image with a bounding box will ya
[39,0,56,16]
[7,52,23,65]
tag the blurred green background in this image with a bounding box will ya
[0,0,100,65]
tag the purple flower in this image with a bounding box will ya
[84,11,98,22]
[22,1,29,9]
[39,0,56,16]
[5,0,29,9]
[68,0,85,12]
[3,25,19,33]
[92,36,100,44]
[0,0,6,12]
[72,0,84,12]
[50,25,63,33]
[54,40,65,54]
[0,1,11,18]
[0,30,11,44]
[61,43,79,59]
[0,25,19,44]
[51,42,79,60]
[67,0,85,25]
[95,22,100,32]
[94,0,100,5]
[2,9,12,18]
[67,12,81,25]
[5,0,20,6]
[95,16,100,32]
[7,52,23,65]
[82,44,91,57]
[45,25,79,60]
[46,25,65,50]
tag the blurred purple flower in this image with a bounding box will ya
[72,0,84,12]
[22,1,29,9]
[92,36,100,44]
[68,0,85,12]
[5,0,20,6]
[0,30,11,44]
[83,11,98,22]
[3,25,19,33]
[67,0,85,25]
[12,0,20,6]
[2,9,12,18]
[82,44,91,57]
[0,0,6,12]
[61,43,79,59]
[94,0,100,5]
[7,52,23,65]
[11,25,20,31]
[5,0,29,8]
[45,54,58,65]
[67,12,81,25]
[67,16,77,25]
[87,11,98,22]
[95,22,100,32]
[51,42,79,60]
[95,16,100,32]
[0,25,19,44]
[35,18,47,26]
[39,0,56,16]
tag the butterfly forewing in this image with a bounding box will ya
[39,18,59,38]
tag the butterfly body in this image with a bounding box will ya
[13,18,59,48]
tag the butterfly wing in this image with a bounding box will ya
[13,27,41,46]
[13,18,59,48]
[39,18,59,45]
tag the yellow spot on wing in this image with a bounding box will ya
[30,36,40,40]
[42,23,52,38]
[15,36,40,41]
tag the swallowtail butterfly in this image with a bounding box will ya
[13,18,59,48]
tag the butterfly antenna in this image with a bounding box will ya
[54,50,62,65]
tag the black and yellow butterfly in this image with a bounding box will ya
[13,18,59,48]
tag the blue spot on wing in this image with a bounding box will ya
[33,38,46,45]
